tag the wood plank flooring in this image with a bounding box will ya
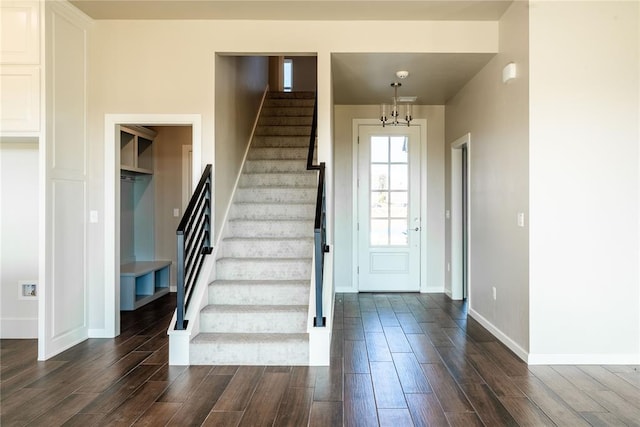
[2,293,639,426]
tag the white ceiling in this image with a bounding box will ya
[70,0,507,105]
[70,0,512,21]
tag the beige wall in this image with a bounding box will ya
[86,18,497,331]
[445,1,530,352]
[269,56,283,91]
[151,126,192,287]
[289,56,317,92]
[333,105,445,292]
[214,55,269,238]
[529,0,640,362]
[0,141,39,338]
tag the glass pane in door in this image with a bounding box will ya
[370,135,410,247]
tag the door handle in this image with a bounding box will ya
[410,227,420,231]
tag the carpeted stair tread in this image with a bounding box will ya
[202,304,308,313]
[193,332,309,343]
[211,279,310,286]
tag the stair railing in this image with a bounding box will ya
[307,94,329,327]
[175,164,213,330]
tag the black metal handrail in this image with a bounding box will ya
[307,94,329,327]
[175,164,213,330]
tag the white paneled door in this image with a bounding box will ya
[39,3,89,360]
[357,125,421,292]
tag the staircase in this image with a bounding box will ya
[190,92,317,365]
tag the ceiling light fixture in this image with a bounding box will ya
[380,70,413,127]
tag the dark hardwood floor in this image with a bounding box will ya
[1,293,639,426]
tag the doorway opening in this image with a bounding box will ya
[103,114,201,338]
[451,133,470,300]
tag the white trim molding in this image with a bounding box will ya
[528,353,640,365]
[450,133,470,301]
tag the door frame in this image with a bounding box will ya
[450,133,470,301]
[101,114,201,338]
[352,119,428,292]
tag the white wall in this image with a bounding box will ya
[0,141,39,338]
[529,0,640,363]
[333,105,446,293]
[445,1,530,355]
[86,18,498,331]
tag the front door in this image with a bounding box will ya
[357,125,421,291]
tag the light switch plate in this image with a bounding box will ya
[173,208,180,218]
[89,210,98,223]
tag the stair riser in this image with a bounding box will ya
[209,282,309,305]
[200,311,307,333]
[235,188,315,203]
[264,99,315,107]
[248,147,308,160]
[239,173,316,188]
[267,92,315,99]
[221,239,313,258]
[256,126,311,136]
[244,160,307,173]
[190,339,308,365]
[252,136,309,148]
[216,259,311,280]
[260,107,313,117]
[230,203,315,220]
[228,221,313,238]
[259,116,313,126]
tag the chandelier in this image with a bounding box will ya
[380,70,414,127]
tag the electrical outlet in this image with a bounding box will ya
[446,210,451,219]
[89,210,98,223]
[492,286,497,300]
[173,208,180,218]
[517,212,525,227]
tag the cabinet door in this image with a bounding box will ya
[0,66,40,133]
[1,1,40,64]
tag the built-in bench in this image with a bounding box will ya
[120,261,171,311]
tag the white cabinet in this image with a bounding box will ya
[0,66,40,132]
[1,1,40,64]
[0,1,41,136]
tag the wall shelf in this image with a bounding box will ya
[120,125,157,174]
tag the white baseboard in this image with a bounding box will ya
[88,328,117,338]
[422,286,445,293]
[0,317,37,338]
[334,286,357,293]
[528,352,640,365]
[468,308,529,363]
